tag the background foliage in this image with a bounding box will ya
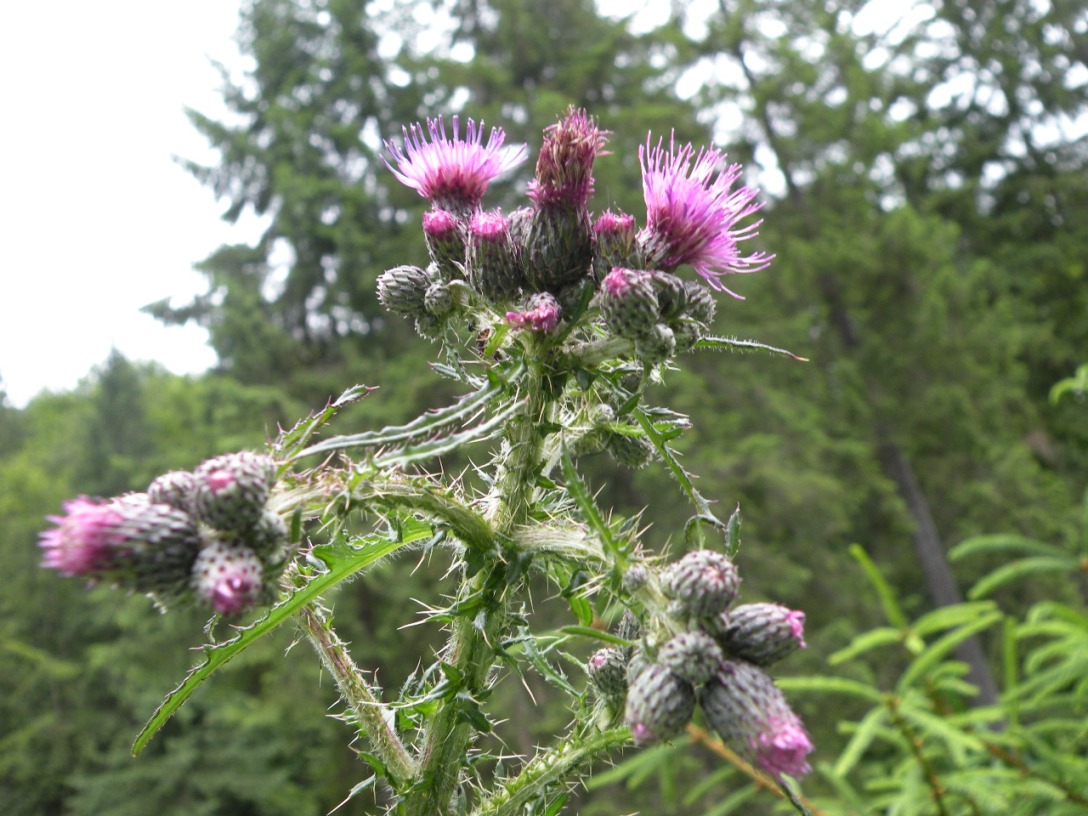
[3,0,1085,813]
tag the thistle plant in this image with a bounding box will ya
[39,108,815,814]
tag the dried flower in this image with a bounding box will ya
[385,116,528,213]
[639,134,772,297]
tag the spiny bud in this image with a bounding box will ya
[658,630,724,687]
[247,508,291,563]
[467,210,523,302]
[422,209,465,280]
[524,206,594,294]
[506,291,561,333]
[378,264,432,317]
[616,608,642,645]
[604,428,655,469]
[593,210,640,282]
[587,647,628,698]
[599,267,659,340]
[700,660,813,780]
[424,281,454,317]
[192,452,275,532]
[660,549,740,620]
[683,280,716,325]
[191,538,264,617]
[40,495,201,598]
[147,471,196,512]
[622,564,651,593]
[651,271,688,320]
[634,323,677,365]
[624,663,695,745]
[715,603,807,666]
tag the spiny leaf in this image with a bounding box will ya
[132,529,428,755]
[696,335,808,361]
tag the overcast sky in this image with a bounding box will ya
[1,1,257,407]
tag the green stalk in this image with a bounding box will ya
[299,603,417,784]
[469,727,632,816]
[405,352,552,816]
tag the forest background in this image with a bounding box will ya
[2,0,1086,813]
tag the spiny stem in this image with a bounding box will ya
[298,603,417,784]
[405,352,553,816]
[470,727,632,816]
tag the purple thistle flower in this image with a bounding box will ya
[700,660,814,780]
[639,133,772,298]
[384,116,528,213]
[506,292,561,333]
[528,107,609,210]
[40,497,123,576]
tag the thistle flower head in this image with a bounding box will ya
[701,660,813,780]
[639,133,772,298]
[385,116,528,213]
[506,292,561,333]
[40,497,123,576]
[528,107,609,209]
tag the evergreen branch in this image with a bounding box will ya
[885,695,951,816]
[132,531,422,756]
[298,602,417,784]
[469,727,631,816]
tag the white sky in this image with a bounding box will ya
[0,1,255,408]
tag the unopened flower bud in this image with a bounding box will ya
[624,663,695,745]
[622,564,651,593]
[660,549,740,619]
[701,660,813,780]
[422,209,465,280]
[506,291,561,333]
[378,264,432,317]
[192,452,275,532]
[604,428,655,469]
[588,647,628,698]
[635,323,676,365]
[40,495,201,598]
[616,608,642,644]
[658,630,724,686]
[191,538,264,616]
[599,268,659,340]
[593,210,641,281]
[467,210,523,302]
[247,508,291,562]
[651,271,688,320]
[715,603,807,666]
[147,471,196,512]
[424,281,454,317]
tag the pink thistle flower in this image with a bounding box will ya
[506,292,561,333]
[639,133,772,298]
[528,107,609,210]
[40,497,123,576]
[701,660,814,780]
[384,116,528,213]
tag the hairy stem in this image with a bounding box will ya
[299,603,417,783]
[405,353,552,816]
[470,727,632,816]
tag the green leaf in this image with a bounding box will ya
[911,601,1000,638]
[896,609,1004,692]
[950,533,1069,562]
[849,545,908,629]
[968,555,1080,599]
[132,530,424,755]
[559,448,623,564]
[776,675,885,703]
[833,705,888,777]
[828,627,904,664]
[696,335,808,360]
